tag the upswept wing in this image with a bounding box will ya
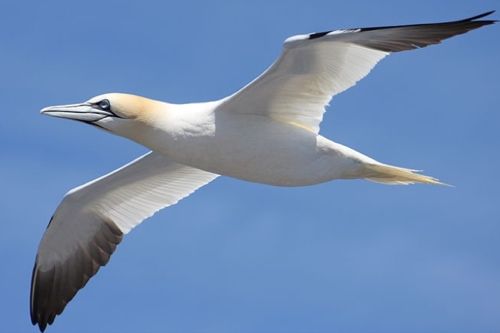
[217,11,495,133]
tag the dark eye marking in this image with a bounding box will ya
[90,99,124,119]
[91,99,111,111]
[97,99,111,111]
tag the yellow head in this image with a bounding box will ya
[41,93,168,140]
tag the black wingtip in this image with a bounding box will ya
[460,10,496,22]
[30,262,49,332]
[30,261,38,325]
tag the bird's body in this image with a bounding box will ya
[109,96,371,186]
[31,11,496,332]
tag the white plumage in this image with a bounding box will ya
[31,11,496,332]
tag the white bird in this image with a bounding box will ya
[31,12,495,331]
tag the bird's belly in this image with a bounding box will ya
[159,115,346,186]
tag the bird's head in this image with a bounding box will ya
[41,93,167,141]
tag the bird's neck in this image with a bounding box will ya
[122,101,219,160]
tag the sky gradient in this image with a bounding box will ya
[1,1,499,332]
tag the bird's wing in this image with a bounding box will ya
[217,11,495,133]
[31,151,218,331]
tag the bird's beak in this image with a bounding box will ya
[40,103,113,122]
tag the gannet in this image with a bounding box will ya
[31,12,496,331]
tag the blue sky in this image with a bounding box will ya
[1,0,499,332]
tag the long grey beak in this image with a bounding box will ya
[40,103,113,122]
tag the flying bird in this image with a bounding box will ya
[31,11,496,331]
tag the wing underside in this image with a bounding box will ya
[217,11,495,133]
[31,152,218,331]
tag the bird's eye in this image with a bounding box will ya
[98,99,111,111]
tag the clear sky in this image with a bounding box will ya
[1,1,499,332]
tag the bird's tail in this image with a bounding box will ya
[362,163,447,186]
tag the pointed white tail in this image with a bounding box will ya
[363,163,447,186]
